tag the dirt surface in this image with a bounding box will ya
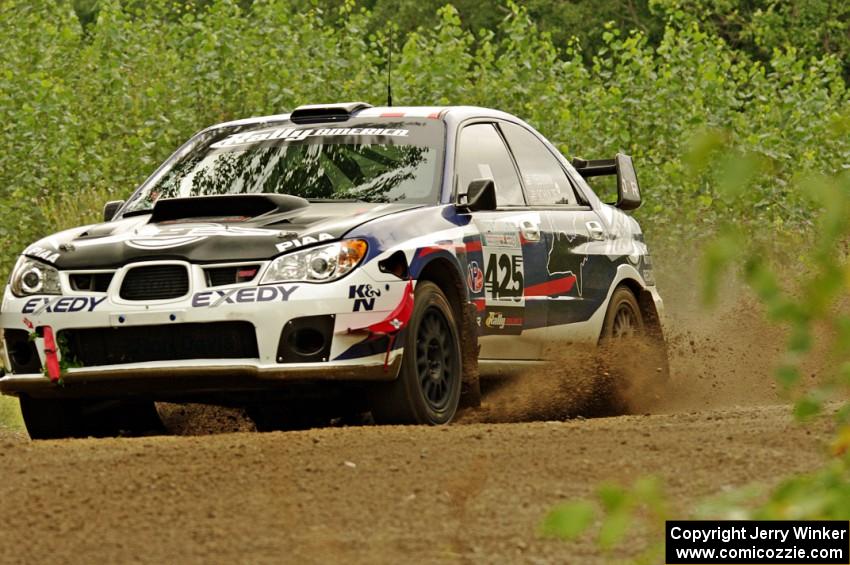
[0,405,834,564]
[0,268,841,563]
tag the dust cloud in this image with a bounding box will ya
[462,260,794,424]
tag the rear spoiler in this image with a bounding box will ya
[570,158,617,178]
[571,153,642,211]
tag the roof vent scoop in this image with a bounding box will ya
[289,102,373,124]
[149,194,308,223]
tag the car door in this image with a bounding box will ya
[455,122,545,360]
[498,122,611,350]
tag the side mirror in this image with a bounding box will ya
[103,200,125,222]
[463,179,497,212]
[614,154,641,211]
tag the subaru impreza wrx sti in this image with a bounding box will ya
[0,102,666,438]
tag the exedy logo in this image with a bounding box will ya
[349,284,381,312]
[22,296,106,314]
[192,285,298,307]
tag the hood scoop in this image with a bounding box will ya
[149,193,309,223]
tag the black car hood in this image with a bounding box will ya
[25,199,422,270]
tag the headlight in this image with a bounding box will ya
[10,257,61,297]
[260,240,368,284]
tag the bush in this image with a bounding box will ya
[0,0,847,275]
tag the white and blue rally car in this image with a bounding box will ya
[0,102,665,438]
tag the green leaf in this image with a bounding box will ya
[776,364,800,388]
[598,509,631,550]
[597,483,628,512]
[794,396,822,421]
[540,500,596,539]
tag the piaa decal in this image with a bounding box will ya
[275,233,334,253]
[26,246,60,264]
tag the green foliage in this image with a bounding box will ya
[73,1,850,82]
[0,0,848,276]
[0,396,23,429]
[540,500,595,540]
[542,477,668,561]
[556,452,850,555]
[652,0,850,82]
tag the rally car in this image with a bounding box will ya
[0,102,665,438]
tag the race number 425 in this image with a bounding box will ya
[483,250,525,307]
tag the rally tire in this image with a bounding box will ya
[595,285,668,414]
[600,286,644,341]
[371,281,462,425]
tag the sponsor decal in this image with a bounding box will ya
[25,246,60,264]
[484,311,523,330]
[211,127,411,149]
[466,261,484,293]
[191,285,298,307]
[275,233,334,253]
[22,296,106,315]
[349,284,381,312]
[482,232,520,248]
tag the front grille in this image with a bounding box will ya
[120,265,189,300]
[70,272,114,292]
[204,265,260,287]
[59,322,258,367]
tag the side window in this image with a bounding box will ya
[500,122,579,206]
[456,123,525,207]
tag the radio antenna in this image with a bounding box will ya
[386,35,393,107]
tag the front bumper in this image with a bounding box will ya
[0,261,408,398]
[0,357,402,399]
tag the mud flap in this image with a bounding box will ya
[459,302,481,408]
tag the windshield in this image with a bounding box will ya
[122,118,444,214]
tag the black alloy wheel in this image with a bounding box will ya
[370,281,462,425]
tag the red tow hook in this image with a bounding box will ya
[41,326,61,383]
